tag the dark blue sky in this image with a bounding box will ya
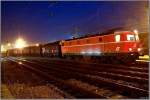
[1,1,148,44]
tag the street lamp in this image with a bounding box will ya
[1,45,6,52]
[15,38,26,49]
[7,43,11,47]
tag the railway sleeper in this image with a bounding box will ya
[24,59,148,84]
[38,59,148,74]
[8,58,113,98]
[10,58,149,98]
[13,59,149,98]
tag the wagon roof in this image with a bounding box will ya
[43,41,60,46]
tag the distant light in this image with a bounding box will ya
[35,43,39,47]
[1,45,6,52]
[134,29,138,34]
[15,38,26,49]
[137,48,141,52]
[81,50,101,55]
[129,48,132,51]
[94,50,101,55]
[81,51,86,54]
[18,61,22,65]
[87,51,93,54]
[139,55,149,60]
[7,43,11,46]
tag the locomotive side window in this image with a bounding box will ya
[77,40,80,44]
[127,35,135,41]
[69,42,72,45]
[86,39,90,43]
[99,38,102,42]
[115,35,120,42]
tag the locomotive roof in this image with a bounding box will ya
[64,33,113,41]
[65,31,129,41]
[64,27,131,41]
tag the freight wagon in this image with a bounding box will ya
[42,41,62,57]
[6,30,143,63]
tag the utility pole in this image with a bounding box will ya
[72,26,80,39]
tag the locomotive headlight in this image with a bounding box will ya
[137,48,141,52]
[129,48,132,51]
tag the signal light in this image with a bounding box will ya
[137,48,141,52]
[129,48,132,51]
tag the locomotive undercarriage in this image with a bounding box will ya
[62,52,139,64]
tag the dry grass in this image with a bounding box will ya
[7,83,64,99]
[1,61,69,99]
[67,79,127,99]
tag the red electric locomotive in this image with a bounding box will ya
[61,30,143,63]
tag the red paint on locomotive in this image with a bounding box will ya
[61,31,142,56]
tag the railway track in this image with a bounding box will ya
[8,57,149,98]
[7,58,127,99]
[129,62,149,68]
[22,59,148,89]
[19,59,148,86]
[15,56,149,71]
[24,58,148,79]
[25,57,148,72]
[60,59,148,71]
[10,57,149,83]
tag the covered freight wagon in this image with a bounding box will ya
[42,41,62,57]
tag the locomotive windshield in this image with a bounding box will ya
[127,35,135,41]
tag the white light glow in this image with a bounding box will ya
[129,48,132,51]
[7,43,11,46]
[81,49,101,55]
[137,48,141,52]
[15,38,26,49]
[81,51,86,54]
[87,50,93,54]
[35,43,39,46]
[1,45,6,52]
[134,29,138,34]
[135,34,139,41]
[115,35,120,42]
[18,61,22,65]
[95,51,101,55]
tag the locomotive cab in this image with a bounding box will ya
[114,31,142,54]
[125,31,142,53]
[113,31,143,62]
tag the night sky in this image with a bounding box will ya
[1,1,148,45]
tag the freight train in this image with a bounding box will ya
[6,30,143,63]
